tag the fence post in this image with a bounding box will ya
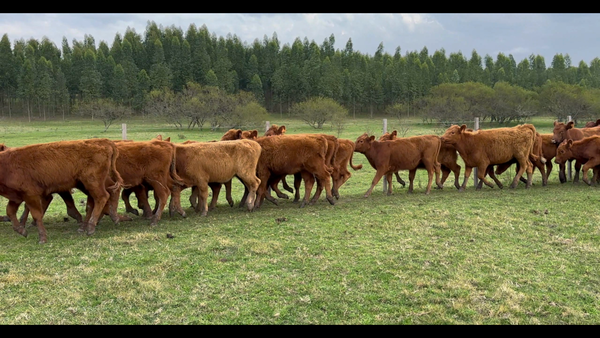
[122,123,127,140]
[265,121,270,133]
[382,119,388,194]
[473,117,480,187]
[567,115,572,181]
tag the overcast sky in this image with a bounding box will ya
[1,13,599,68]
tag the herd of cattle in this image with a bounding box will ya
[1,120,600,244]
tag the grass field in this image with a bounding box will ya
[0,114,598,324]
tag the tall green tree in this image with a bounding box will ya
[0,34,18,117]
[79,49,102,102]
[36,56,53,120]
[148,39,173,91]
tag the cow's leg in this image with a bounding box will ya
[7,200,27,238]
[149,180,170,226]
[459,167,473,192]
[476,163,496,189]
[169,185,187,218]
[271,178,289,199]
[450,164,462,190]
[293,173,302,203]
[237,171,261,212]
[581,158,600,186]
[263,176,280,206]
[22,194,52,227]
[558,162,567,183]
[84,186,110,236]
[309,165,335,205]
[121,188,139,216]
[106,183,130,223]
[438,167,451,189]
[224,180,234,207]
[208,182,222,211]
[386,172,393,195]
[300,171,316,208]
[573,160,582,184]
[407,169,416,194]
[310,174,324,204]
[546,161,553,181]
[395,172,406,187]
[434,162,443,190]
[194,182,210,216]
[424,165,436,195]
[59,191,83,226]
[282,176,294,193]
[364,169,388,198]
[23,197,49,244]
[239,185,249,208]
[510,157,529,189]
[189,186,199,209]
[133,186,153,219]
[485,165,503,189]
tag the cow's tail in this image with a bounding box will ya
[533,132,546,164]
[169,143,186,187]
[107,142,126,191]
[349,145,363,170]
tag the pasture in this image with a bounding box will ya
[0,116,599,324]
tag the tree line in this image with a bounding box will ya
[1,21,599,128]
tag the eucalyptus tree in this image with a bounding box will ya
[448,51,468,83]
[431,48,448,86]
[185,24,210,85]
[78,49,103,103]
[0,34,18,116]
[36,56,53,120]
[529,54,547,88]
[109,33,123,66]
[148,39,173,91]
[133,69,150,114]
[112,64,128,103]
[466,49,484,83]
[96,49,114,98]
[515,58,533,89]
[53,67,70,120]
[577,60,592,87]
[17,56,36,121]
[213,36,235,93]
[302,41,322,98]
[121,38,140,105]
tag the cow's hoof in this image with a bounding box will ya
[127,209,139,216]
[327,197,335,205]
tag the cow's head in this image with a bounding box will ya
[554,139,574,165]
[440,124,466,144]
[221,129,243,141]
[552,121,573,144]
[0,144,7,152]
[378,130,397,141]
[242,130,259,140]
[354,133,375,153]
[264,124,286,137]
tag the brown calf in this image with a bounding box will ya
[251,134,335,209]
[552,121,600,183]
[169,139,262,217]
[440,124,538,191]
[379,130,461,190]
[554,136,600,185]
[354,133,442,197]
[0,139,123,243]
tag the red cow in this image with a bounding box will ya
[554,136,600,185]
[440,124,538,191]
[0,139,123,243]
[552,121,600,183]
[354,133,442,197]
[379,130,461,190]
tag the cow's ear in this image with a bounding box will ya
[279,125,286,134]
[567,139,573,147]
[165,137,171,142]
[391,130,397,137]
[554,121,558,126]
[369,135,375,142]
[156,134,163,140]
[566,121,574,129]
[251,130,258,138]
[236,129,243,139]
[460,125,467,133]
[595,119,600,125]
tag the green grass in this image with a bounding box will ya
[0,115,598,324]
